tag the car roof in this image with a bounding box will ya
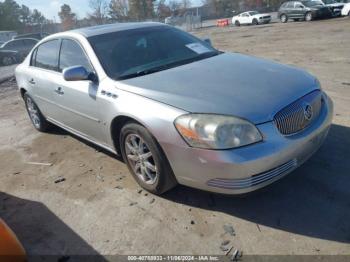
[69,22,167,38]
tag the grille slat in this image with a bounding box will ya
[274,91,323,135]
[207,159,298,190]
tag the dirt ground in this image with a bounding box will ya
[0,17,350,258]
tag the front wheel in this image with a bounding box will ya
[280,14,288,23]
[252,19,258,25]
[305,12,312,21]
[120,122,177,195]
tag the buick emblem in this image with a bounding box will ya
[303,103,313,121]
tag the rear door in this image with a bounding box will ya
[286,2,297,17]
[51,38,108,144]
[28,39,62,119]
[294,2,306,18]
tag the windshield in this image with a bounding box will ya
[303,1,324,6]
[248,11,259,15]
[88,26,219,80]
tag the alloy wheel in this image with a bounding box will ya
[2,56,13,66]
[281,15,287,23]
[124,133,158,185]
[26,96,41,129]
[305,12,312,21]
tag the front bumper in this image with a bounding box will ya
[258,18,271,24]
[162,95,333,194]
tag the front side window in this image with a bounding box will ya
[88,26,219,80]
[34,39,60,71]
[59,39,93,72]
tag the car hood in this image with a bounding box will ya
[118,53,319,124]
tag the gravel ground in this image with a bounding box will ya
[0,17,349,258]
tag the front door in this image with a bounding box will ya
[50,38,108,145]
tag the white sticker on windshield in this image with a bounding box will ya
[186,43,211,54]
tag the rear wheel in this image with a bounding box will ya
[120,122,177,195]
[305,12,312,21]
[1,56,14,66]
[24,93,51,132]
[235,20,240,26]
[280,14,288,23]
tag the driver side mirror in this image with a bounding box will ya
[63,66,98,83]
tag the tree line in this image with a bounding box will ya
[0,0,47,31]
[1,0,284,32]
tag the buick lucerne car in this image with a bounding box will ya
[15,23,333,195]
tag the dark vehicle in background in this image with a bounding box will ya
[279,1,332,22]
[0,38,38,62]
[0,50,20,66]
[13,32,49,40]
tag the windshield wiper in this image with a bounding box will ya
[117,51,221,80]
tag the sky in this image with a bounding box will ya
[13,0,203,21]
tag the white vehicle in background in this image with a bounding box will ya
[341,2,350,15]
[232,11,272,26]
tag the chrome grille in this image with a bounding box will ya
[207,159,297,190]
[274,90,323,135]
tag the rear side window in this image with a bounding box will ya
[5,40,21,49]
[23,39,37,47]
[34,40,60,71]
[287,2,295,7]
[58,39,93,72]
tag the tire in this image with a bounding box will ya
[2,56,14,66]
[280,14,288,23]
[348,11,350,16]
[305,12,312,21]
[252,19,258,25]
[120,122,177,195]
[235,20,240,26]
[24,93,51,132]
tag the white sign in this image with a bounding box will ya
[186,43,211,54]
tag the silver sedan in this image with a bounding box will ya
[15,23,333,195]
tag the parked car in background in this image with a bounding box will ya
[0,50,20,66]
[341,2,350,15]
[14,32,49,40]
[232,11,271,26]
[317,0,345,16]
[279,1,332,22]
[16,23,333,195]
[0,38,38,62]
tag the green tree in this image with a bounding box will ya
[0,0,21,30]
[129,0,156,21]
[58,4,77,30]
[19,4,31,24]
[88,0,109,24]
[109,0,129,21]
[31,9,46,24]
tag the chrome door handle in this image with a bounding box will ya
[54,87,64,95]
[29,79,35,85]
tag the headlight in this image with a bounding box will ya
[174,114,262,150]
